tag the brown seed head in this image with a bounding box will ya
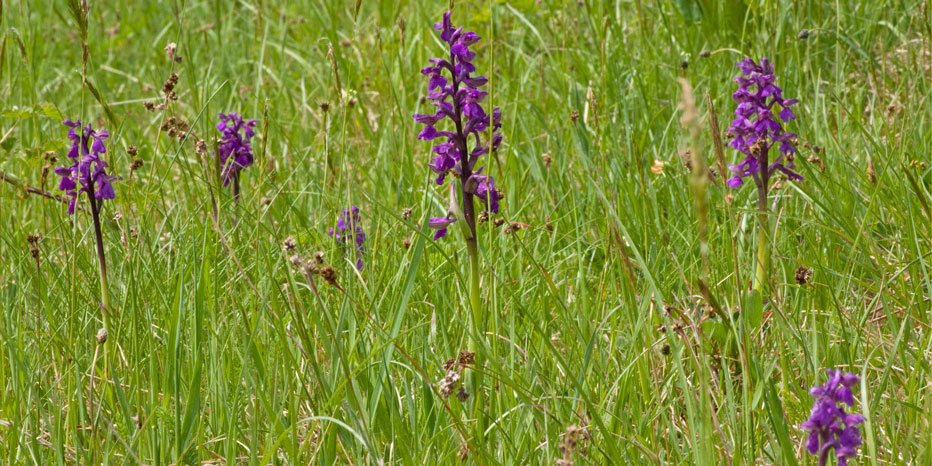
[401,207,413,220]
[542,153,553,169]
[457,351,475,365]
[437,371,460,398]
[126,145,138,156]
[195,139,208,155]
[283,236,297,254]
[795,266,813,285]
[319,266,338,286]
[96,328,108,345]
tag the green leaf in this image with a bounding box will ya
[35,103,64,121]
[743,289,763,331]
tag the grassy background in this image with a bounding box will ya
[1,0,930,464]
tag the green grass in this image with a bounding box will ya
[1,0,931,464]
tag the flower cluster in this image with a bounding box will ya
[328,206,366,270]
[55,120,117,214]
[726,57,801,188]
[802,369,865,466]
[413,11,502,239]
[216,112,257,185]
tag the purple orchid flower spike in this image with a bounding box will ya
[329,206,366,270]
[55,120,117,215]
[725,57,801,188]
[216,112,257,188]
[802,369,865,466]
[413,11,503,241]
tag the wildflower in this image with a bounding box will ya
[413,11,503,239]
[802,369,865,466]
[216,112,257,186]
[725,58,801,188]
[428,215,457,240]
[328,206,366,270]
[55,120,117,215]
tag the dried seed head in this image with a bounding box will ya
[867,157,876,185]
[165,42,177,61]
[661,344,671,355]
[319,265,338,286]
[130,158,144,171]
[402,237,412,250]
[437,371,460,398]
[494,218,507,227]
[195,139,208,155]
[443,358,456,371]
[96,328,108,345]
[283,236,297,253]
[340,38,353,47]
[455,387,470,402]
[545,217,554,232]
[680,59,689,70]
[807,154,825,172]
[129,226,138,239]
[319,102,330,113]
[749,139,765,157]
[457,351,475,365]
[795,266,813,285]
[401,207,413,220]
[314,251,326,264]
[457,444,468,461]
[699,50,711,58]
[477,211,489,223]
[162,72,179,95]
[143,101,156,111]
[112,212,123,222]
[542,153,553,169]
[126,145,138,156]
[27,233,41,244]
[798,29,811,40]
[289,254,303,268]
[569,109,579,124]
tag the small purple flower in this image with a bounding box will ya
[428,215,457,240]
[725,57,801,188]
[55,119,117,214]
[413,11,503,239]
[329,206,366,270]
[216,112,257,186]
[802,369,865,466]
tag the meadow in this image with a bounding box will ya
[1,0,930,464]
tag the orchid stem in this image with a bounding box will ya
[88,192,111,329]
[754,149,770,293]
